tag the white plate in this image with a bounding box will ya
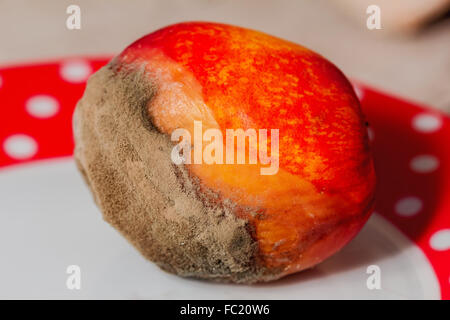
[0,158,440,299]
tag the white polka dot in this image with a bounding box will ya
[395,197,423,217]
[410,155,439,173]
[353,84,364,101]
[3,134,38,160]
[60,59,92,83]
[26,95,59,118]
[412,113,442,133]
[429,229,450,251]
[367,127,375,142]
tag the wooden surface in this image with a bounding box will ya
[0,0,449,113]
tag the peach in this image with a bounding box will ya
[73,22,375,283]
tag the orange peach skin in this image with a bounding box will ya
[119,22,376,277]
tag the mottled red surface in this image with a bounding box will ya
[121,22,375,202]
[119,22,376,273]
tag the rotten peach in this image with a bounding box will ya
[73,22,376,283]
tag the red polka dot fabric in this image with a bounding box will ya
[0,58,449,299]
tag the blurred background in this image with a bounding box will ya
[0,0,449,112]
